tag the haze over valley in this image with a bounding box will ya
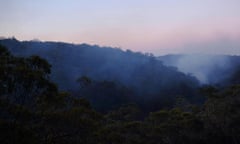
[1,1,240,144]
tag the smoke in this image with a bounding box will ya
[177,55,231,84]
[160,54,232,84]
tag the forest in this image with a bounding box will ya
[0,39,240,144]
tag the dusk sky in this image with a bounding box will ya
[0,0,240,55]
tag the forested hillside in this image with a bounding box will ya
[0,38,202,112]
[1,44,240,144]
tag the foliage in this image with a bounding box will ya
[0,45,240,144]
[0,38,202,111]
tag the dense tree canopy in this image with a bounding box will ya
[0,44,240,144]
[0,38,202,110]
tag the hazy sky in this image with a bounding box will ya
[0,0,240,55]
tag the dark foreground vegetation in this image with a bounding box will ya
[0,44,240,144]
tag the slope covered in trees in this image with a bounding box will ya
[0,38,202,112]
[0,44,240,144]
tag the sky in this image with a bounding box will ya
[0,0,240,55]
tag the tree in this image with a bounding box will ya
[0,45,103,144]
[202,85,240,144]
[0,44,59,110]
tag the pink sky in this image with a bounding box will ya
[0,0,240,55]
